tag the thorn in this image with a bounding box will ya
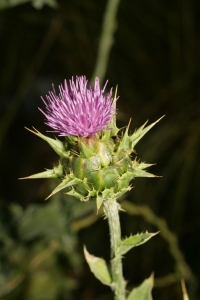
[24,126,39,135]
[181,280,187,295]
[150,272,155,279]
[45,194,52,201]
[127,118,132,128]
[18,176,29,180]
[113,85,118,102]
[139,120,149,129]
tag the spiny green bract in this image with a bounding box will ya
[23,116,163,211]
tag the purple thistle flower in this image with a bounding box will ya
[39,76,116,137]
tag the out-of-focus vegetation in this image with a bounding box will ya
[0,0,57,10]
[0,0,199,299]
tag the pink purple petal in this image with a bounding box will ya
[39,76,116,137]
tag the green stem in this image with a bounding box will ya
[103,199,126,300]
[90,0,121,84]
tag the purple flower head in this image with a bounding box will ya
[39,76,116,137]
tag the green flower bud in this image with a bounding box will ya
[23,116,163,211]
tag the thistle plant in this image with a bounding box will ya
[22,76,163,300]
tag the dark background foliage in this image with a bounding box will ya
[0,0,200,299]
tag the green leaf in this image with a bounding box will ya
[116,232,158,256]
[25,127,70,158]
[130,168,156,178]
[128,160,157,178]
[25,169,58,179]
[136,162,155,170]
[46,176,82,200]
[67,188,83,200]
[127,274,154,300]
[110,86,120,136]
[96,194,104,212]
[116,120,132,154]
[130,116,164,149]
[79,141,95,158]
[83,246,112,286]
[19,164,64,180]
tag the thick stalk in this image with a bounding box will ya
[103,199,126,300]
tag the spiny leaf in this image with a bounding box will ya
[25,127,70,158]
[102,85,120,141]
[46,176,82,200]
[19,165,63,180]
[19,169,58,179]
[130,116,164,149]
[67,187,94,202]
[116,119,132,153]
[131,169,156,178]
[96,194,104,212]
[116,232,158,256]
[133,160,155,170]
[84,246,112,286]
[131,160,157,178]
[110,85,120,136]
[101,89,118,141]
[66,188,83,200]
[79,140,95,158]
[127,274,154,300]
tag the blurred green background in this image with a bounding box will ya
[0,0,200,299]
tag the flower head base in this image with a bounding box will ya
[39,76,115,137]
